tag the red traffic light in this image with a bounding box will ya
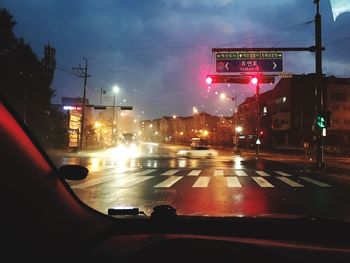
[205,74,274,84]
[205,76,213,85]
[251,77,258,85]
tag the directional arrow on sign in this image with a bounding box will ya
[225,62,229,70]
[273,61,277,70]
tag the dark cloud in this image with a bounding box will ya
[1,0,349,118]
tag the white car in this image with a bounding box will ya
[177,146,218,159]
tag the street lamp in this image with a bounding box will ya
[220,93,238,152]
[112,86,120,144]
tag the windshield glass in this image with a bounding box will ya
[1,0,350,220]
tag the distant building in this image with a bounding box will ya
[142,112,233,146]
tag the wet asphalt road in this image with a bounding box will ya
[50,143,350,221]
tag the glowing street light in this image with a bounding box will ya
[236,126,243,133]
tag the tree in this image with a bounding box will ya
[0,8,59,147]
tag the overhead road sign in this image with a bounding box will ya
[215,51,283,73]
[212,47,325,52]
[120,106,133,110]
[93,106,107,110]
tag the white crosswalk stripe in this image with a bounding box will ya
[252,177,274,187]
[276,177,304,187]
[255,171,271,177]
[162,169,180,176]
[69,168,334,189]
[299,177,332,187]
[235,170,248,176]
[187,170,202,176]
[154,176,183,188]
[193,177,210,188]
[226,177,242,187]
[214,170,224,176]
[275,171,292,177]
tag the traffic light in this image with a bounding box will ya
[251,77,258,85]
[205,74,275,84]
[205,76,213,85]
[250,75,275,85]
[316,111,331,128]
[205,75,250,84]
[120,106,133,110]
[94,106,106,110]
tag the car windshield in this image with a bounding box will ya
[193,146,209,150]
[1,0,350,221]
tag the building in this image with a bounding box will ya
[237,74,350,151]
[142,112,233,146]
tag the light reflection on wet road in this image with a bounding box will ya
[49,144,350,221]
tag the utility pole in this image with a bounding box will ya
[314,0,324,168]
[73,57,90,150]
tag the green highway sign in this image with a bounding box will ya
[215,51,283,73]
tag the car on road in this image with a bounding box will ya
[177,146,218,158]
[119,133,138,148]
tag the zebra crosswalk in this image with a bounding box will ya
[69,168,333,190]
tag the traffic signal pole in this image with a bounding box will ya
[256,83,260,159]
[211,1,325,167]
[314,0,325,168]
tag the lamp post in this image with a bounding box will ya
[112,86,120,144]
[220,93,238,151]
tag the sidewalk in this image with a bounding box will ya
[239,149,350,184]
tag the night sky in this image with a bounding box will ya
[1,0,350,119]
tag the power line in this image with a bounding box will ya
[56,66,77,76]
[216,20,314,48]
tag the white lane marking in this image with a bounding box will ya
[226,177,242,187]
[214,170,224,176]
[275,171,292,177]
[276,177,304,187]
[252,177,274,187]
[192,176,210,188]
[111,176,154,188]
[162,169,180,176]
[299,177,332,187]
[134,169,157,176]
[154,176,183,188]
[256,171,271,177]
[235,170,248,176]
[187,170,202,176]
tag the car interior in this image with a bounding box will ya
[2,94,350,263]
